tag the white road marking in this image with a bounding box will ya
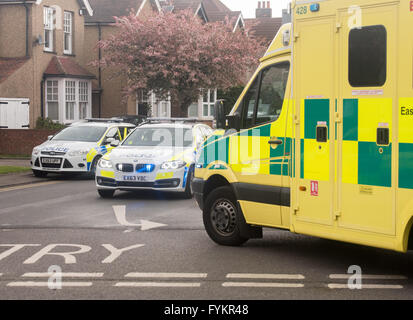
[7,281,93,287]
[0,273,3,277]
[226,273,305,280]
[328,283,403,290]
[222,282,304,288]
[114,282,201,288]
[125,273,208,279]
[329,274,407,280]
[22,272,104,278]
[0,181,61,193]
[112,205,167,230]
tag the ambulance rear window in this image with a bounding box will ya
[349,25,387,87]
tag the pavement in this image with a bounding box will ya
[0,159,47,189]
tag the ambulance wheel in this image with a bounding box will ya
[182,167,194,199]
[33,170,48,178]
[203,186,249,246]
[98,189,115,199]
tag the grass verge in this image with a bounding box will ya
[0,166,31,175]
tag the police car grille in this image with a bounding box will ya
[41,151,66,156]
[116,164,134,172]
[136,164,155,173]
[63,159,73,169]
[118,181,155,188]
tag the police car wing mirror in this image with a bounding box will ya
[47,135,54,141]
[226,114,241,132]
[214,100,226,130]
[110,140,120,147]
[104,137,115,145]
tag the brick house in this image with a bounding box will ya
[0,0,95,129]
[84,0,161,119]
[0,0,284,129]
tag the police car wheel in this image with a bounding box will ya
[32,170,48,178]
[89,156,101,178]
[98,189,115,199]
[203,186,249,246]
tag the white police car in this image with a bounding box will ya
[95,119,213,199]
[31,119,135,177]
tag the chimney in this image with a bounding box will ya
[256,1,272,18]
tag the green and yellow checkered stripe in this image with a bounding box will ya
[199,125,292,177]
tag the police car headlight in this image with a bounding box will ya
[98,159,113,169]
[161,160,186,170]
[68,150,89,157]
[32,148,40,156]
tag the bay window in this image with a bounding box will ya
[79,82,89,119]
[46,80,59,120]
[65,80,76,120]
[45,78,91,124]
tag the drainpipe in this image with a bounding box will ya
[98,23,102,118]
[40,77,44,119]
[23,0,30,57]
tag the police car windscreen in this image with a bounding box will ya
[52,126,108,142]
[123,127,192,148]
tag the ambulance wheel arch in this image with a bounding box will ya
[401,215,413,252]
[201,167,238,204]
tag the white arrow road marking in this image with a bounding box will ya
[7,281,93,287]
[113,205,167,230]
[22,272,104,278]
[227,274,305,280]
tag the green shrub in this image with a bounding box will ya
[35,117,66,130]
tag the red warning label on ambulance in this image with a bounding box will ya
[311,181,319,196]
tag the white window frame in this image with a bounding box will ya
[45,78,92,124]
[63,11,73,55]
[201,89,217,119]
[78,81,89,120]
[44,7,54,52]
[46,80,59,120]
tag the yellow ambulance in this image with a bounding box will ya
[193,0,413,253]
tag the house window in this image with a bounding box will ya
[202,89,217,118]
[44,7,54,52]
[159,101,168,117]
[46,80,59,120]
[64,12,73,55]
[65,80,76,120]
[137,89,150,116]
[79,81,89,119]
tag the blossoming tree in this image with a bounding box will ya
[98,10,265,117]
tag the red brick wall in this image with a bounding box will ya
[0,129,60,156]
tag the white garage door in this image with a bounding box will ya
[0,98,30,129]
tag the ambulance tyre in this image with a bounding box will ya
[33,170,48,178]
[203,186,249,246]
[98,189,115,199]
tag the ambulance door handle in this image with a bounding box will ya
[268,139,283,146]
